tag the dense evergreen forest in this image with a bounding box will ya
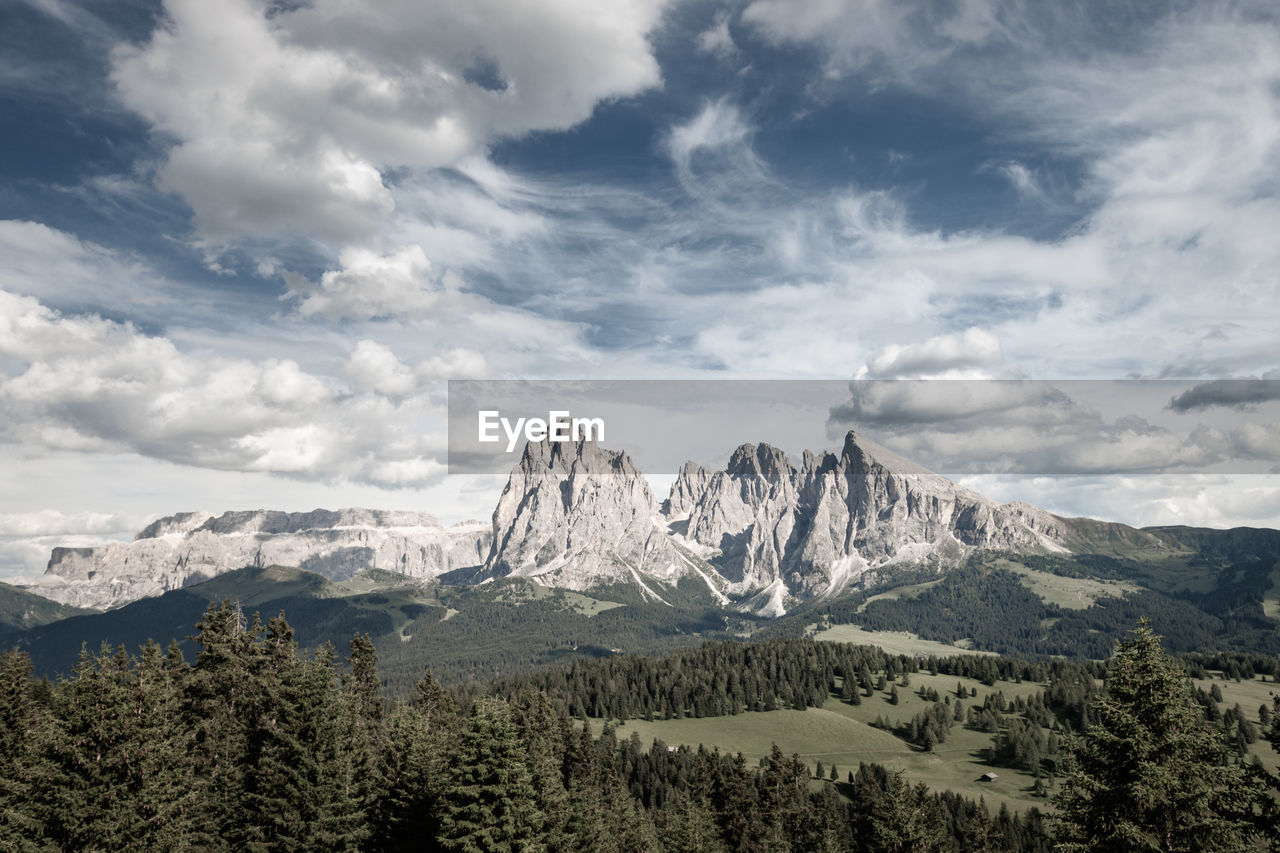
[3,602,1279,851]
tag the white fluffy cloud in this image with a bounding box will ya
[344,339,488,398]
[0,219,170,310]
[667,99,753,170]
[111,0,670,245]
[0,509,149,580]
[291,245,444,321]
[0,289,451,487]
[859,327,1003,378]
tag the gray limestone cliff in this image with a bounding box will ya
[27,509,491,610]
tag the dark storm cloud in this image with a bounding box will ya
[1168,379,1280,413]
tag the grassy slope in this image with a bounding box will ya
[853,579,943,614]
[991,558,1139,610]
[597,668,1280,815]
[810,625,996,657]
[597,670,1050,814]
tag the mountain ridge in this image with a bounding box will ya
[16,429,1271,617]
[20,509,492,610]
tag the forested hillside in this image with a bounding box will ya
[6,567,746,692]
[3,604,1278,851]
[773,548,1280,658]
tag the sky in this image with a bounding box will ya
[2,0,1279,577]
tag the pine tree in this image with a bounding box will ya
[657,790,726,853]
[181,600,263,846]
[1270,696,1280,755]
[297,642,369,850]
[716,752,764,852]
[1052,621,1275,852]
[30,644,135,849]
[372,677,457,852]
[865,770,947,853]
[125,640,199,848]
[0,650,47,850]
[29,642,197,850]
[439,696,545,851]
[509,688,571,849]
[343,634,384,845]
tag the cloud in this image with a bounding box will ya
[995,162,1044,200]
[696,13,737,59]
[345,340,419,397]
[859,327,1003,378]
[110,0,670,245]
[0,508,149,579]
[832,380,1078,427]
[826,380,1280,475]
[742,0,1005,78]
[673,6,1280,380]
[344,339,488,398]
[0,219,167,311]
[1168,379,1280,413]
[0,289,456,487]
[666,99,755,175]
[416,347,489,380]
[0,509,144,538]
[291,245,445,321]
[961,473,1280,530]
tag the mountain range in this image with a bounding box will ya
[21,509,491,610]
[5,429,1280,684]
[10,430,1198,615]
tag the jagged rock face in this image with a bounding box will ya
[679,444,800,591]
[483,439,701,600]
[670,431,1071,607]
[28,510,492,610]
[662,461,711,519]
[483,431,1072,614]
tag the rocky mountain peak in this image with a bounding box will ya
[666,430,1074,613]
[725,442,794,483]
[840,430,941,479]
[664,460,712,518]
[482,438,698,600]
